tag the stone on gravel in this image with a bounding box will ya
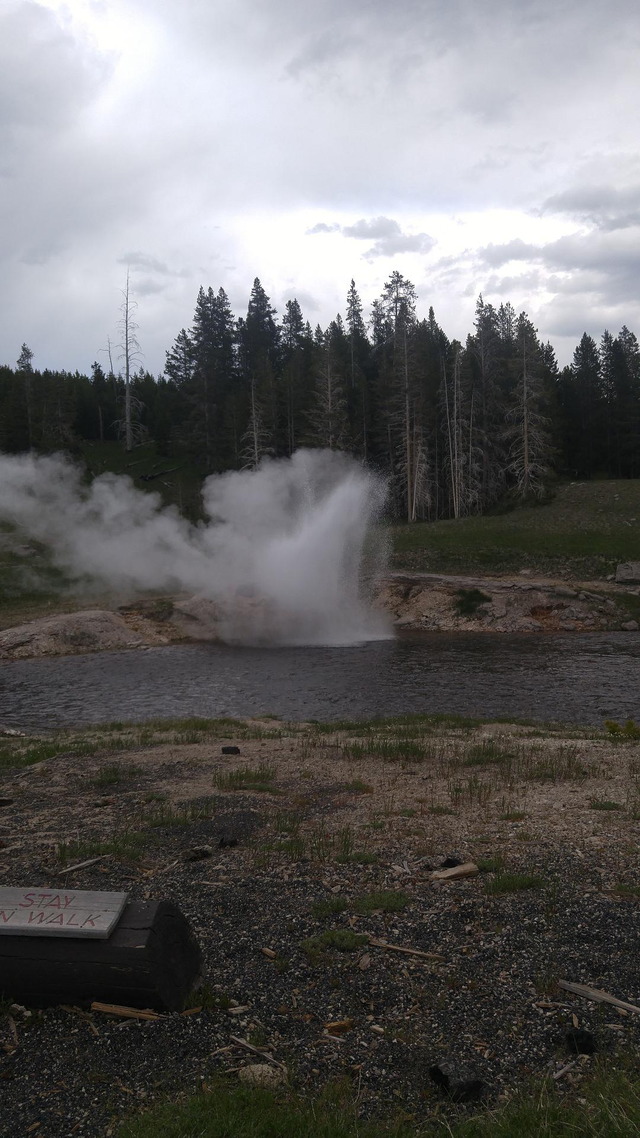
[565,1028,597,1055]
[428,1061,486,1103]
[616,563,640,584]
[182,845,214,861]
[222,746,241,755]
[238,1064,287,1088]
[621,621,639,631]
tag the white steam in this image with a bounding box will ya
[0,449,391,646]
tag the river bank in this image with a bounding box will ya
[1,714,640,1136]
[1,570,639,661]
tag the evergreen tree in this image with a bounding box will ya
[504,314,552,499]
[305,321,349,450]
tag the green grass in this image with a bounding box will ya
[392,479,640,578]
[486,872,544,894]
[57,832,147,865]
[589,798,624,811]
[311,897,349,920]
[212,764,279,793]
[301,929,369,958]
[352,890,409,915]
[115,1063,640,1138]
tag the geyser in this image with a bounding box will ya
[0,448,391,646]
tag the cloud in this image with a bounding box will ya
[118,252,190,278]
[342,217,403,240]
[308,216,436,260]
[542,184,640,231]
[306,222,340,234]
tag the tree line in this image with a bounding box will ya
[1,272,639,521]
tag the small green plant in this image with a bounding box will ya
[352,890,409,915]
[91,763,140,787]
[499,810,527,821]
[454,588,491,617]
[301,929,368,960]
[186,984,232,1011]
[486,872,544,894]
[461,740,516,767]
[605,718,640,739]
[311,897,349,920]
[614,883,640,899]
[477,855,505,873]
[344,779,374,794]
[428,804,457,816]
[589,798,623,811]
[213,764,279,793]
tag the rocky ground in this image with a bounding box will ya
[1,717,640,1135]
[1,570,639,660]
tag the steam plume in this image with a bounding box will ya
[0,448,391,646]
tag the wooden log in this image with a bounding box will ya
[0,900,202,1012]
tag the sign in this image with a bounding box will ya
[0,889,128,939]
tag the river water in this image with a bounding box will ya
[1,632,639,729]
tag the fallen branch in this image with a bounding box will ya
[368,936,444,961]
[55,855,111,876]
[90,1002,164,1021]
[553,1058,580,1081]
[558,981,640,1016]
[229,1035,286,1070]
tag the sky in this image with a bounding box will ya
[1,0,639,377]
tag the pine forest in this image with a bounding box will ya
[2,272,639,522]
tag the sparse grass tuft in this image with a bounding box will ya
[311,897,349,920]
[213,765,279,793]
[57,832,147,865]
[486,872,544,894]
[589,798,624,811]
[301,929,369,959]
[352,890,409,915]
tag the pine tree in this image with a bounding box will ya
[504,314,552,499]
[16,343,34,449]
[305,322,349,450]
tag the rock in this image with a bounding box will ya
[621,621,639,631]
[0,611,149,659]
[431,862,479,881]
[565,1028,597,1055]
[218,835,238,849]
[238,1064,287,1088]
[440,856,463,869]
[616,563,640,584]
[519,569,533,576]
[182,845,214,862]
[0,798,14,808]
[428,1061,486,1103]
[222,746,241,755]
[555,586,578,598]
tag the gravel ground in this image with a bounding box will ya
[1,721,640,1136]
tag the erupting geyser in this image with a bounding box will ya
[0,448,391,646]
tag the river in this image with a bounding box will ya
[1,632,639,729]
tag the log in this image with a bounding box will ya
[0,900,202,1012]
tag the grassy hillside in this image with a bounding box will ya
[393,481,640,579]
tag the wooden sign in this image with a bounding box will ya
[0,889,128,939]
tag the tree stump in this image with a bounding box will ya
[0,900,203,1011]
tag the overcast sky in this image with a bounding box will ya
[2,0,639,376]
